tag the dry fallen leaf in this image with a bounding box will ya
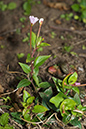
[55,19,62,24]
[0,85,4,93]
[43,0,69,10]
[0,37,4,40]
[9,103,22,112]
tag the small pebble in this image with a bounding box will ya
[78,67,84,72]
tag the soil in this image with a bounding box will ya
[0,0,86,129]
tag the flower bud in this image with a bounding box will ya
[39,18,44,25]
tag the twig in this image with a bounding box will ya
[0,28,21,36]
[20,116,43,125]
[43,113,55,125]
[7,71,27,77]
[0,88,18,97]
[55,113,65,128]
[73,38,86,46]
[49,25,86,35]
[10,118,23,129]
[0,108,5,113]
[73,110,86,117]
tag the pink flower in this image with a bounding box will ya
[39,18,44,25]
[29,16,39,25]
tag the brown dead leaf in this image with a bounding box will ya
[55,19,61,24]
[14,103,22,112]
[43,0,69,10]
[0,37,4,40]
[9,107,16,112]
[0,85,4,93]
[16,87,24,96]
[9,103,22,112]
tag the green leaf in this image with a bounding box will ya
[68,72,78,85]
[73,93,81,105]
[60,99,76,117]
[62,73,72,90]
[33,74,39,86]
[52,77,62,92]
[50,92,67,108]
[23,108,30,116]
[32,32,36,48]
[68,13,73,18]
[24,114,31,121]
[17,53,24,59]
[22,37,29,42]
[37,113,44,119]
[20,17,26,22]
[60,14,65,18]
[23,1,31,15]
[39,87,53,100]
[33,67,39,76]
[4,124,14,129]
[1,4,7,11]
[62,114,71,124]
[8,2,16,10]
[42,99,50,110]
[80,0,86,7]
[38,42,50,47]
[37,47,43,52]
[70,118,81,129]
[74,15,79,20]
[32,105,48,113]
[39,87,53,110]
[37,36,42,46]
[19,62,31,74]
[17,79,31,88]
[11,112,25,125]
[26,53,34,63]
[82,10,86,18]
[0,113,9,126]
[72,87,79,94]
[81,106,86,111]
[23,90,31,102]
[21,102,26,107]
[38,82,51,89]
[27,96,35,105]
[34,55,51,68]
[71,4,80,12]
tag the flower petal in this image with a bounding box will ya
[29,16,39,25]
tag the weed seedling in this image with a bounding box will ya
[17,53,25,59]
[51,32,56,38]
[16,16,86,129]
[0,113,14,129]
[60,13,73,21]
[0,1,16,11]
[63,43,73,53]
[82,45,86,50]
[20,17,26,23]
[71,0,86,23]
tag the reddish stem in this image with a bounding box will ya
[30,24,32,54]
[37,24,41,38]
